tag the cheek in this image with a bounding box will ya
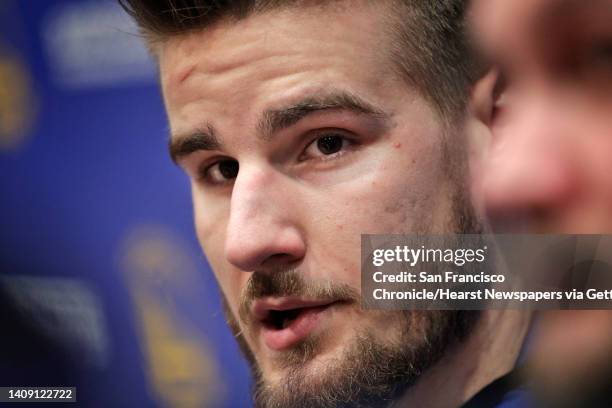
[192,190,244,300]
[347,140,447,231]
[305,142,448,286]
[580,125,612,202]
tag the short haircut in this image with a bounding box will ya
[119,0,483,120]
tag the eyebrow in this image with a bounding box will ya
[169,123,221,163]
[535,0,612,31]
[168,90,389,163]
[257,91,388,140]
[549,0,612,15]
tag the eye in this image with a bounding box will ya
[585,40,612,73]
[302,132,351,160]
[557,38,612,81]
[203,159,239,185]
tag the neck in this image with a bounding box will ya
[397,309,532,408]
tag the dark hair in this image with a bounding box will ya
[119,0,483,119]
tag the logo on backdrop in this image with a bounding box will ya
[119,224,224,408]
[0,42,35,151]
[41,1,155,89]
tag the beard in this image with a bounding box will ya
[220,172,482,408]
[223,269,479,408]
[252,311,477,408]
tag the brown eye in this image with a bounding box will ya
[316,135,345,155]
[302,132,351,161]
[218,160,239,179]
[205,159,239,184]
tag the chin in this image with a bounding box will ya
[262,321,355,376]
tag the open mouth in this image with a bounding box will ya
[262,305,330,330]
[253,299,340,350]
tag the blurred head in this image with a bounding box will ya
[471,0,612,233]
[471,0,612,405]
[122,0,487,406]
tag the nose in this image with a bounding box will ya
[224,165,306,272]
[479,94,580,227]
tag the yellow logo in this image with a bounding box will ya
[0,44,35,151]
[119,225,225,408]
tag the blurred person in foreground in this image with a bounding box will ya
[470,0,612,406]
[120,1,532,407]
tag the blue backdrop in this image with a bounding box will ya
[0,0,252,406]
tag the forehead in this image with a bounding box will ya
[157,3,399,130]
[159,2,390,80]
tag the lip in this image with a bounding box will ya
[252,298,339,351]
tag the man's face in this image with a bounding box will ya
[471,0,612,400]
[471,0,612,232]
[160,3,477,406]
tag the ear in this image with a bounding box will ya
[464,69,498,222]
[465,69,498,167]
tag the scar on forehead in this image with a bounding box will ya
[177,65,197,85]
